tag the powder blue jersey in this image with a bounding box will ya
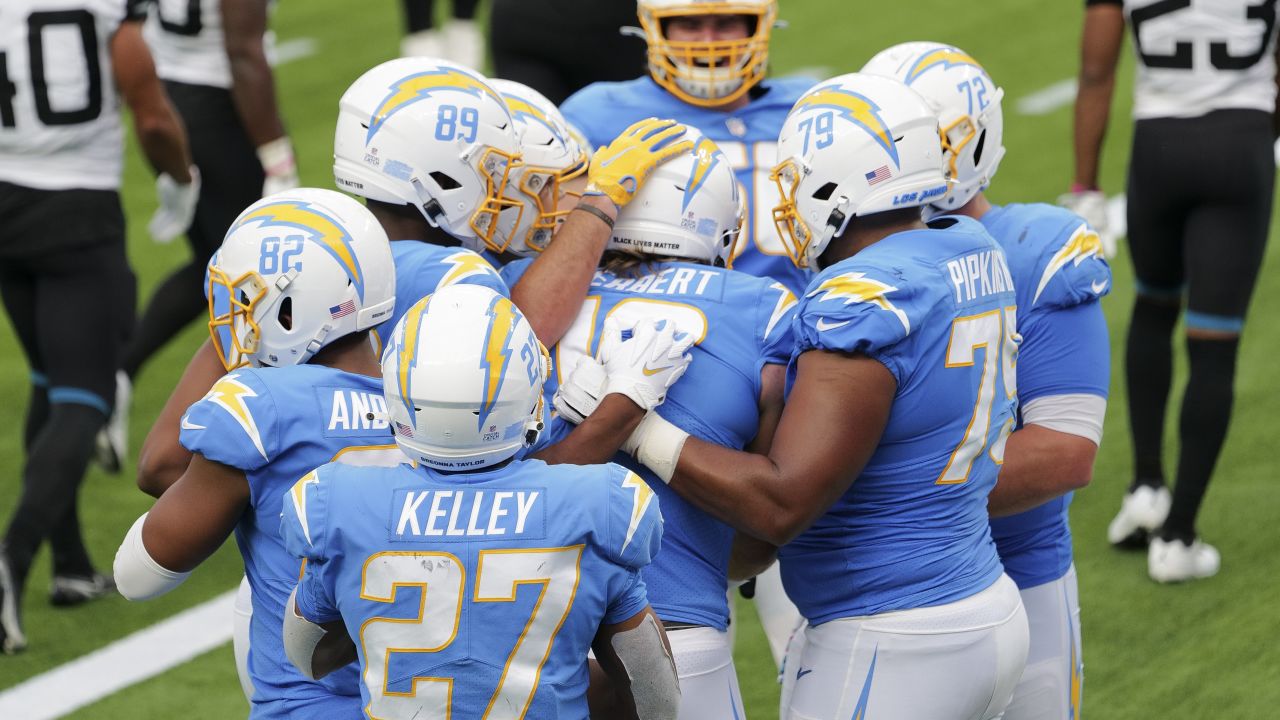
[280,459,662,720]
[560,77,815,296]
[979,204,1111,589]
[780,216,1015,624]
[506,258,798,629]
[180,364,403,717]
[374,242,508,355]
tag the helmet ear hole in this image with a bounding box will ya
[973,129,987,166]
[277,296,293,331]
[430,171,461,190]
[812,182,837,201]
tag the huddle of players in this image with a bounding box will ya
[87,4,1106,720]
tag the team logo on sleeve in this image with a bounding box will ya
[1034,224,1104,304]
[809,272,910,333]
[620,472,656,554]
[205,374,267,460]
[234,201,366,301]
[765,282,798,339]
[367,68,505,144]
[439,251,499,288]
[794,86,898,168]
[289,471,321,545]
[904,47,985,85]
[478,295,519,431]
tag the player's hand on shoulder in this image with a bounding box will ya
[258,136,300,197]
[148,166,201,243]
[1056,188,1116,257]
[586,118,694,208]
[599,317,693,412]
[554,316,695,422]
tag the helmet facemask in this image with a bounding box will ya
[639,2,777,108]
[207,266,271,371]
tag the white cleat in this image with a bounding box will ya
[1106,485,1171,547]
[443,20,484,70]
[92,370,131,474]
[401,29,445,59]
[1149,537,1220,583]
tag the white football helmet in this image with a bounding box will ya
[487,78,588,255]
[382,285,549,471]
[861,42,1006,216]
[207,188,396,370]
[770,73,947,270]
[610,129,743,266]
[636,0,778,107]
[333,57,524,253]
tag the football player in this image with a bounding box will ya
[864,42,1111,720]
[281,284,683,720]
[568,74,1032,719]
[1064,0,1277,583]
[505,131,796,718]
[95,0,300,472]
[0,0,194,653]
[560,0,815,297]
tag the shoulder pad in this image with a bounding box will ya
[605,467,663,570]
[795,264,923,357]
[757,279,799,364]
[1031,222,1112,310]
[280,465,333,562]
[436,249,507,293]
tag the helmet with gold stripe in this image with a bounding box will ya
[770,73,947,270]
[607,126,743,267]
[862,42,1006,217]
[206,188,396,370]
[487,79,588,256]
[382,285,548,471]
[333,57,524,254]
[637,0,778,108]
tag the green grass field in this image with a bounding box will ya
[2,0,1279,716]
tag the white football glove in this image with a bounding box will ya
[1056,189,1117,258]
[147,166,201,244]
[257,136,300,198]
[600,316,694,411]
[553,355,607,425]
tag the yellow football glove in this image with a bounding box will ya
[586,118,695,207]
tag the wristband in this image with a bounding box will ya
[1070,182,1099,193]
[573,201,616,230]
[257,137,296,176]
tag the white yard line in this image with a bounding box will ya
[271,37,318,66]
[1015,78,1077,116]
[0,590,237,720]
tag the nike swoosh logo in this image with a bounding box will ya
[797,667,814,680]
[1091,279,1109,294]
[180,417,206,431]
[642,364,665,377]
[815,318,850,332]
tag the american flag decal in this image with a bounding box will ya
[329,300,355,319]
[394,421,414,437]
[865,165,891,186]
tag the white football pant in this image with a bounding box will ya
[780,573,1029,720]
[668,626,747,719]
[233,575,255,702]
[1002,565,1083,720]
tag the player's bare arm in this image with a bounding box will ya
[111,20,192,182]
[649,350,894,546]
[531,394,646,466]
[222,0,286,147]
[989,425,1098,518]
[1072,3,1125,190]
[590,605,680,720]
[137,340,226,497]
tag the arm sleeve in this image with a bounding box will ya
[280,465,341,623]
[179,371,278,472]
[603,467,663,571]
[125,0,152,21]
[293,558,341,624]
[1016,300,1111,404]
